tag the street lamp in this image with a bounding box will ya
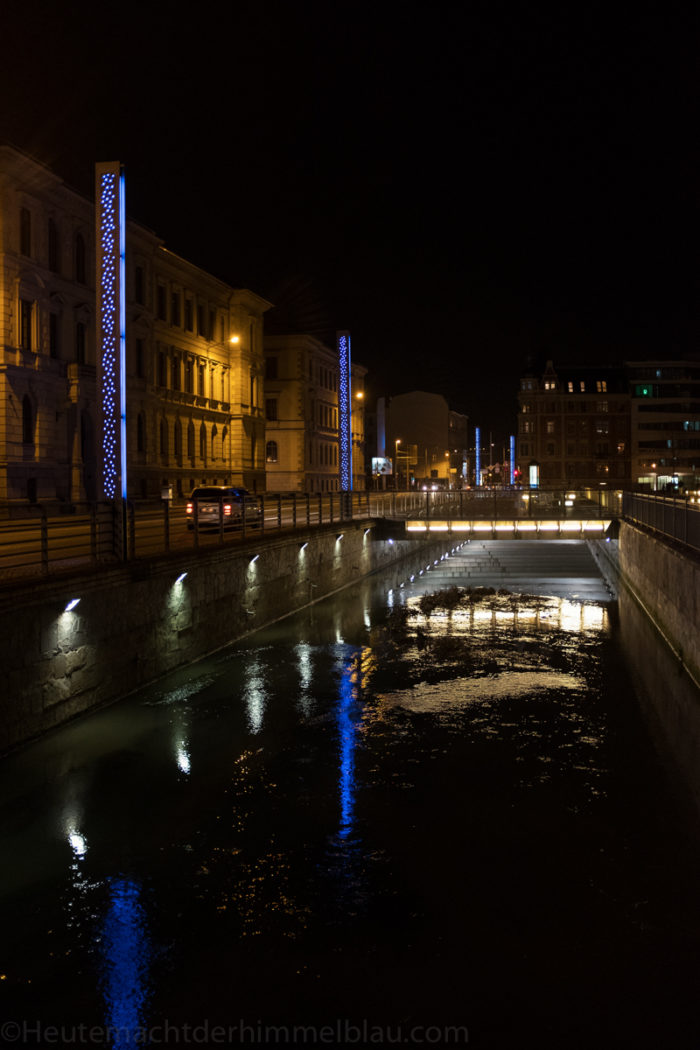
[395,439,401,491]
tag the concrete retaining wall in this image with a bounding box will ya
[0,523,449,753]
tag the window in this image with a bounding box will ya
[135,265,145,304]
[156,285,166,321]
[137,413,146,452]
[266,440,278,463]
[187,422,195,462]
[48,219,59,273]
[171,292,181,327]
[135,339,145,378]
[171,355,181,391]
[265,357,278,380]
[49,314,59,359]
[596,401,609,413]
[197,304,206,338]
[595,420,609,435]
[159,418,168,457]
[567,381,574,393]
[185,299,193,331]
[199,423,207,462]
[546,420,555,434]
[76,322,86,365]
[20,207,31,256]
[211,424,218,460]
[579,381,586,392]
[20,300,32,350]
[521,420,533,434]
[198,362,205,396]
[596,380,608,393]
[22,396,34,444]
[157,349,167,387]
[75,233,86,283]
[265,398,278,421]
[174,420,182,460]
[184,357,193,393]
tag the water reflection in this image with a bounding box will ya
[337,656,358,840]
[244,654,267,734]
[295,642,313,718]
[100,878,150,1050]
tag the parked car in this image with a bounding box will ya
[186,486,261,530]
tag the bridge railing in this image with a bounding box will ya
[623,492,700,554]
[0,487,621,584]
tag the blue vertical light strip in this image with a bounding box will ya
[510,434,516,485]
[119,171,127,500]
[96,162,121,500]
[337,330,352,491]
[475,426,481,487]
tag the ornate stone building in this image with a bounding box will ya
[263,333,366,492]
[0,146,271,503]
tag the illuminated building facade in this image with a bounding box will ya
[0,146,271,503]
[263,333,366,492]
[626,360,700,490]
[516,360,631,488]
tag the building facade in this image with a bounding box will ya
[263,333,366,492]
[384,391,468,489]
[0,146,271,504]
[516,360,631,489]
[626,359,700,490]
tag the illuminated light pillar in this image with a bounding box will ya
[510,434,516,485]
[475,426,481,487]
[337,330,352,491]
[95,161,127,505]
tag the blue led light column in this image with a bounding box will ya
[510,434,516,485]
[337,330,352,491]
[95,162,127,504]
[96,162,127,556]
[475,426,481,487]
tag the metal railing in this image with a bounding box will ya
[623,492,700,554]
[0,488,620,584]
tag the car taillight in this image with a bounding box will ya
[186,502,193,514]
[223,503,232,516]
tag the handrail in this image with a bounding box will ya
[0,488,624,584]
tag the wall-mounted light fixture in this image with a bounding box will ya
[64,599,80,612]
[299,541,308,551]
[336,533,344,541]
[175,572,187,584]
[249,554,259,563]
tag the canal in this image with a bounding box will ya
[1,542,700,1048]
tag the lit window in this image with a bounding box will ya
[580,381,586,392]
[546,420,555,434]
[567,381,573,393]
[266,440,278,463]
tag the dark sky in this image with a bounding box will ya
[1,3,696,441]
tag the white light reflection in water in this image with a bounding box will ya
[295,642,313,718]
[99,878,151,1050]
[68,829,88,857]
[176,745,191,775]
[244,655,267,734]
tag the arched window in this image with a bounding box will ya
[174,419,182,461]
[137,412,146,453]
[75,233,86,284]
[266,440,278,463]
[211,424,218,460]
[22,396,34,444]
[187,421,195,462]
[159,418,168,458]
[199,423,207,463]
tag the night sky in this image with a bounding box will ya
[1,3,695,441]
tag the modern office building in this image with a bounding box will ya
[0,145,271,503]
[263,332,366,492]
[626,359,700,490]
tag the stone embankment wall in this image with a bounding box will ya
[591,523,700,688]
[590,523,700,813]
[1,523,448,753]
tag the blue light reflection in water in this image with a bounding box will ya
[337,653,360,840]
[99,878,150,1050]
